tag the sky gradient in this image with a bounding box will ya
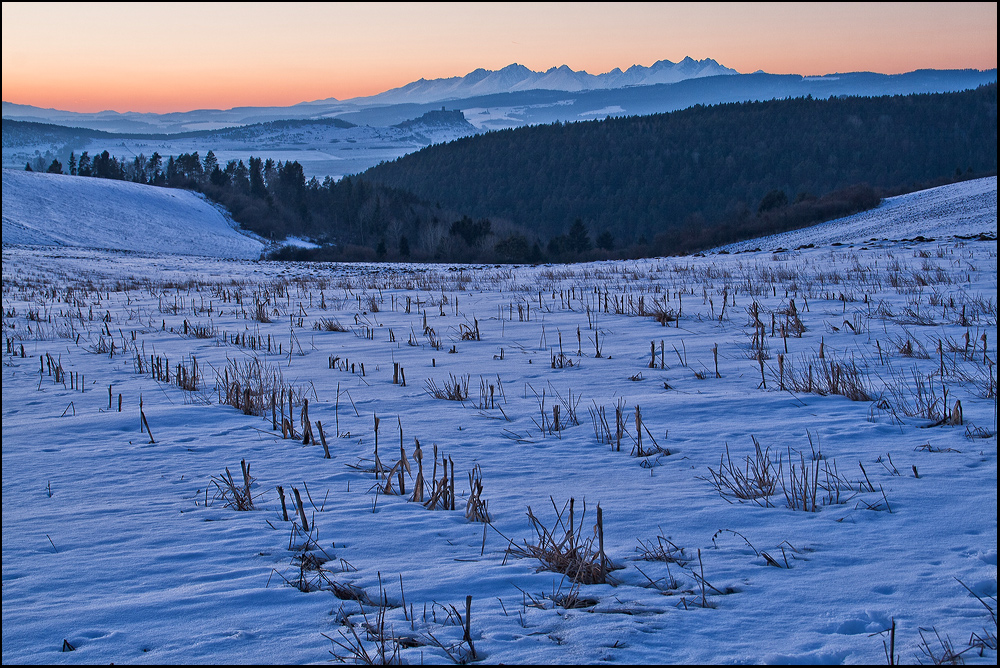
[3,2,997,114]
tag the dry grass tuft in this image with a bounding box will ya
[704,438,778,506]
[314,317,348,332]
[465,464,490,523]
[425,374,469,401]
[781,447,849,512]
[507,497,615,585]
[211,459,258,511]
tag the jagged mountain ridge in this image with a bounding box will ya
[359,57,737,105]
[0,57,736,133]
[4,67,995,180]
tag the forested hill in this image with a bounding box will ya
[359,84,997,253]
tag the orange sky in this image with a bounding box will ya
[3,2,996,114]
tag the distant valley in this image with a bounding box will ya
[3,62,996,180]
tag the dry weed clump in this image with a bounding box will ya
[211,459,259,511]
[507,497,614,585]
[878,365,952,422]
[326,602,401,665]
[705,436,851,512]
[589,398,630,451]
[777,354,872,401]
[704,438,779,507]
[915,627,971,665]
[636,533,690,567]
[425,374,470,401]
[271,523,366,601]
[314,317,348,332]
[175,356,200,391]
[216,356,302,417]
[781,446,849,512]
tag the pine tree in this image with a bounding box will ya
[77,151,91,176]
[249,157,267,199]
[203,150,218,177]
[568,218,592,253]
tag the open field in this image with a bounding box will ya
[2,180,997,664]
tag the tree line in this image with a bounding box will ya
[358,84,997,254]
[23,84,996,262]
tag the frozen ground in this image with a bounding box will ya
[2,178,997,665]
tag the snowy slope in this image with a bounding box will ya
[714,177,998,253]
[2,169,265,259]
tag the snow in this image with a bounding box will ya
[715,177,998,252]
[359,59,738,106]
[578,106,626,117]
[2,169,266,259]
[2,177,997,665]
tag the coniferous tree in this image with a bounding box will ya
[209,165,227,187]
[77,151,91,176]
[567,218,592,253]
[147,152,163,183]
[249,157,267,199]
[203,150,218,177]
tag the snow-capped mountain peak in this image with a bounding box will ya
[360,58,739,105]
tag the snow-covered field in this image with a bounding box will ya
[2,178,997,665]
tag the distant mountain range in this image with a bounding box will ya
[7,57,993,136]
[2,58,736,133]
[3,59,996,179]
[353,57,737,105]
